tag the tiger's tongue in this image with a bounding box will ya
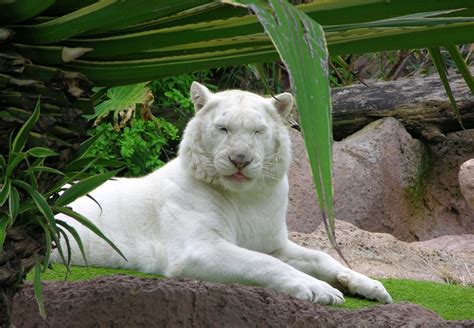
[232,171,247,181]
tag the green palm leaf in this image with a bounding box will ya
[231,0,346,262]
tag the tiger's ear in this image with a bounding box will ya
[271,93,293,118]
[190,81,212,112]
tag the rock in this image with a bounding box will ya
[12,275,471,327]
[288,117,424,239]
[459,159,474,211]
[287,120,474,241]
[290,220,474,285]
[420,130,474,240]
[287,128,321,232]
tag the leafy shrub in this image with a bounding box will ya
[86,117,178,177]
[85,72,214,177]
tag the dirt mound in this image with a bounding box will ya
[12,275,472,327]
[291,220,473,285]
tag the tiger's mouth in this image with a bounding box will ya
[226,171,250,182]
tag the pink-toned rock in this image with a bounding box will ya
[287,128,321,232]
[287,121,474,241]
[288,118,425,240]
[459,159,474,211]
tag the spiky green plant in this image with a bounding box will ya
[1,0,474,324]
[0,100,125,323]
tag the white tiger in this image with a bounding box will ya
[55,82,392,305]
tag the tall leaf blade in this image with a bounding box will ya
[9,187,20,224]
[26,147,59,158]
[53,206,127,261]
[12,98,41,153]
[37,220,53,272]
[0,180,11,207]
[0,216,8,249]
[57,227,73,278]
[56,219,89,267]
[33,261,46,320]
[428,47,465,129]
[231,0,347,263]
[446,45,474,94]
[12,179,58,236]
[55,170,118,207]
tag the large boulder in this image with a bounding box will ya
[287,119,474,241]
[13,275,471,327]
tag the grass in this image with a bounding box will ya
[340,279,474,321]
[27,266,473,321]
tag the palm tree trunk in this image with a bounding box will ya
[0,226,45,327]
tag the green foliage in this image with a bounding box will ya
[150,70,214,114]
[86,117,178,177]
[339,279,474,321]
[0,100,125,318]
[85,73,218,177]
[86,82,150,120]
[150,75,195,113]
[26,263,162,281]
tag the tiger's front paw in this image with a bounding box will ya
[281,275,345,305]
[337,271,392,303]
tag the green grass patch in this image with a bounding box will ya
[335,278,474,321]
[28,267,473,321]
[26,264,163,282]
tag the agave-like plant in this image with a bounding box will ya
[1,0,474,324]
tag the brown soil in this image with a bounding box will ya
[12,275,472,327]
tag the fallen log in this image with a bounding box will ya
[330,72,474,141]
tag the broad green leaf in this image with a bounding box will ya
[12,179,58,236]
[53,206,127,261]
[84,82,149,120]
[428,47,464,129]
[11,98,40,153]
[55,170,118,207]
[12,0,210,44]
[56,220,89,267]
[33,261,46,320]
[26,147,59,158]
[0,0,54,24]
[446,45,474,94]
[233,0,345,261]
[9,43,93,65]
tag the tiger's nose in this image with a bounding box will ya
[229,155,252,170]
